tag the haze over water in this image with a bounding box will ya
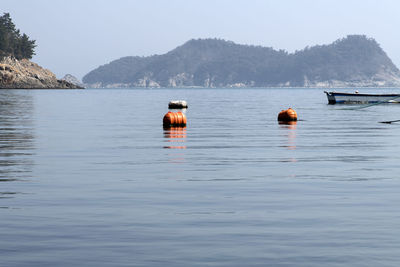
[1,88,400,266]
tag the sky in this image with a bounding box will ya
[2,0,400,80]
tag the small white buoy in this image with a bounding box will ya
[168,100,188,109]
[355,90,359,94]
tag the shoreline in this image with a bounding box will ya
[81,86,400,90]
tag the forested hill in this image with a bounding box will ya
[0,13,36,60]
[83,35,400,88]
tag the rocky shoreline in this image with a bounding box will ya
[0,56,83,89]
[85,80,400,90]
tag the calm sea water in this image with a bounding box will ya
[1,88,400,266]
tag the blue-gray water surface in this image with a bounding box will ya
[1,88,400,266]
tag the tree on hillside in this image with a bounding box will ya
[0,13,36,60]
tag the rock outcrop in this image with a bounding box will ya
[0,57,83,89]
[61,74,85,88]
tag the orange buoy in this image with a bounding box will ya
[163,111,187,127]
[277,108,297,122]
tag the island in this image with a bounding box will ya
[83,35,400,88]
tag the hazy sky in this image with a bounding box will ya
[3,0,400,80]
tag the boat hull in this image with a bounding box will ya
[324,91,400,104]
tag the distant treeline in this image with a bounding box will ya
[0,13,36,60]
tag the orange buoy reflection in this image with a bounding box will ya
[278,120,297,128]
[163,126,187,149]
[278,120,297,150]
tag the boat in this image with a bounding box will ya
[324,91,400,104]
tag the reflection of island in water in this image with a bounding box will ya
[0,91,35,183]
[163,127,187,149]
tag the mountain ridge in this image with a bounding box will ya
[83,35,400,88]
